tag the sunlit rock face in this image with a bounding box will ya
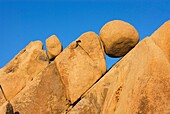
[46,35,62,60]
[0,20,169,114]
[100,20,139,57]
[54,32,106,104]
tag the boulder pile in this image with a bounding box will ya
[0,20,169,114]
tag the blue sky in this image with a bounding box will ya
[0,0,170,69]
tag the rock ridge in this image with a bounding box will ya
[0,20,170,114]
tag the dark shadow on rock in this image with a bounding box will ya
[14,111,20,114]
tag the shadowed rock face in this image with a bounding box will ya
[0,20,170,114]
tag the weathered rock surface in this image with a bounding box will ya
[0,20,170,114]
[0,31,106,113]
[68,21,170,114]
[151,20,170,62]
[100,20,139,57]
[0,62,68,114]
[46,35,62,60]
[76,32,106,74]
[0,41,49,106]
[55,32,106,104]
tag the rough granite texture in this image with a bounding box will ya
[46,35,62,60]
[0,20,169,114]
[100,20,139,57]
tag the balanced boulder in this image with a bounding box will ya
[67,21,170,114]
[46,35,62,60]
[100,20,139,57]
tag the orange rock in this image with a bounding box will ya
[68,21,170,114]
[0,62,69,114]
[101,37,170,114]
[151,20,170,62]
[46,35,62,60]
[100,20,139,57]
[76,32,106,74]
[55,32,106,104]
[1,20,170,114]
[0,41,49,106]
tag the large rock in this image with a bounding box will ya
[151,20,170,61]
[0,32,106,113]
[100,20,139,57]
[55,32,106,104]
[68,22,170,114]
[0,41,49,106]
[75,32,106,74]
[0,62,69,114]
[1,20,169,114]
[46,35,62,60]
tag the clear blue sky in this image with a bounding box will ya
[0,0,170,69]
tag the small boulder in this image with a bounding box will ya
[46,35,62,60]
[100,20,139,57]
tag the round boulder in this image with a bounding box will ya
[100,20,139,57]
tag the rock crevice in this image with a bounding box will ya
[0,20,170,114]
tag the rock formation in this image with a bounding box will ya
[0,41,49,106]
[68,20,170,114]
[0,20,169,114]
[151,20,170,62]
[46,35,62,60]
[55,32,106,104]
[100,20,139,57]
